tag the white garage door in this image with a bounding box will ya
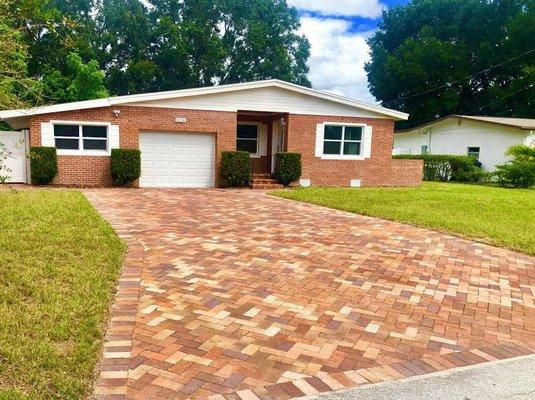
[0,131,28,183]
[139,132,215,188]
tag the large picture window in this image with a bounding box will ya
[236,124,259,154]
[323,124,363,156]
[54,124,108,152]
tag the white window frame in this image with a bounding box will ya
[321,122,366,160]
[237,122,261,158]
[467,146,480,159]
[51,120,111,156]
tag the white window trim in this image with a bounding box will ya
[237,122,261,158]
[320,122,367,160]
[51,120,111,156]
[467,146,480,158]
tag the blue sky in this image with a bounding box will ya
[287,0,410,103]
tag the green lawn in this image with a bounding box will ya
[271,182,535,255]
[0,190,125,400]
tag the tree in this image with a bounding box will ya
[6,0,310,101]
[100,0,311,95]
[42,53,109,102]
[0,0,42,109]
[366,0,535,129]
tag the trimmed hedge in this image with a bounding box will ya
[274,152,302,186]
[220,151,252,187]
[111,149,141,186]
[393,154,484,182]
[29,147,57,185]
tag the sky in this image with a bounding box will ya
[287,0,410,104]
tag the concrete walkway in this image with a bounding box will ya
[311,355,535,400]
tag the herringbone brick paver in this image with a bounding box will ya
[86,189,535,400]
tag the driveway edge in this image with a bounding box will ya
[87,193,146,400]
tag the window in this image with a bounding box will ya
[421,145,429,154]
[237,124,258,154]
[467,147,480,160]
[323,124,363,156]
[54,124,108,152]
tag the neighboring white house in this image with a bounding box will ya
[394,115,535,171]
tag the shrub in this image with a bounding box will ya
[274,152,302,186]
[492,145,535,188]
[29,147,57,185]
[493,162,535,188]
[111,149,141,186]
[394,154,483,182]
[220,151,252,187]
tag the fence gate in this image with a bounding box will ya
[0,130,29,183]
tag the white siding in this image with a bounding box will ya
[128,86,384,118]
[393,118,530,171]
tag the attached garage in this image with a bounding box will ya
[139,132,215,188]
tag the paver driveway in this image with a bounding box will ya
[86,189,535,400]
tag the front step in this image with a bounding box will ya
[252,174,283,190]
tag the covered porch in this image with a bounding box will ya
[237,111,289,176]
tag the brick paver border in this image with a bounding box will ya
[91,207,146,400]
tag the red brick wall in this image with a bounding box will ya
[29,106,237,187]
[28,106,422,187]
[286,114,422,187]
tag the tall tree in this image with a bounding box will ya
[0,0,42,109]
[9,0,107,104]
[365,0,535,128]
[100,0,311,95]
[7,0,310,101]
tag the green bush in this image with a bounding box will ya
[220,151,252,187]
[492,145,535,188]
[274,152,302,186]
[493,162,535,188]
[30,147,57,185]
[110,149,141,186]
[394,154,484,182]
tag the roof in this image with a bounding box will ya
[0,79,408,122]
[397,114,535,133]
[456,116,535,130]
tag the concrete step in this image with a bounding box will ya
[251,184,284,190]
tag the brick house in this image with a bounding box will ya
[0,80,422,188]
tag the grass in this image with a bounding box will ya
[271,182,535,255]
[0,190,125,400]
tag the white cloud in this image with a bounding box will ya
[288,0,385,19]
[299,16,377,104]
